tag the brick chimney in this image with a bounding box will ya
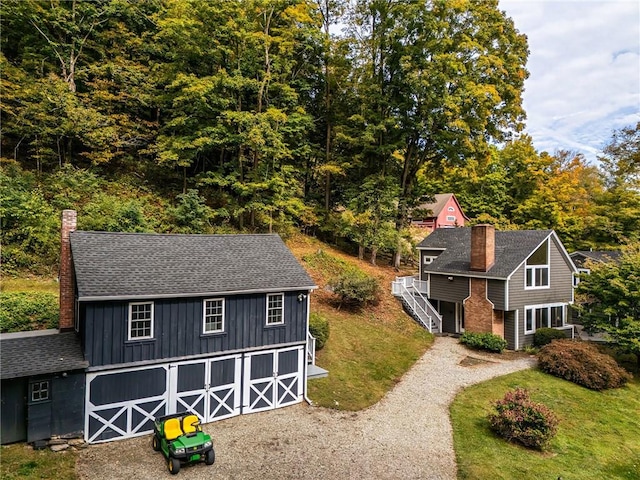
[59,210,77,332]
[470,224,495,272]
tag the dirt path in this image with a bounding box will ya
[77,337,535,480]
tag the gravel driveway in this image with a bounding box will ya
[77,336,536,480]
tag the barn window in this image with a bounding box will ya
[31,381,50,402]
[448,206,455,211]
[266,293,284,325]
[128,302,154,340]
[203,298,225,333]
[446,215,456,222]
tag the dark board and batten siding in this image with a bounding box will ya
[83,291,308,367]
[428,274,470,303]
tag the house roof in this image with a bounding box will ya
[70,231,317,301]
[417,228,564,279]
[0,330,88,379]
[570,250,622,267]
[413,193,469,220]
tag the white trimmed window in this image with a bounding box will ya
[128,302,154,340]
[31,381,49,402]
[203,298,225,333]
[448,206,455,212]
[423,255,436,265]
[266,293,284,325]
[525,304,565,334]
[446,215,456,222]
[525,240,550,289]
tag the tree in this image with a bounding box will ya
[346,0,529,266]
[576,244,640,367]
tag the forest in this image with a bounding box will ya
[1,0,639,275]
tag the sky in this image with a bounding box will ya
[499,0,640,163]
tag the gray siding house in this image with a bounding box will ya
[1,210,319,445]
[405,225,577,349]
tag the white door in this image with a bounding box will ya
[169,354,242,423]
[243,346,304,414]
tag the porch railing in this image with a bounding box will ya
[307,331,316,365]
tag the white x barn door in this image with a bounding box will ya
[243,346,304,414]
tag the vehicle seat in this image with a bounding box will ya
[164,418,183,441]
[182,414,200,434]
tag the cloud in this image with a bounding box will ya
[500,0,640,161]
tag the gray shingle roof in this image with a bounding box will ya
[570,250,622,268]
[70,232,316,300]
[0,330,88,379]
[417,228,555,279]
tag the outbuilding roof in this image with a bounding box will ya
[570,250,622,267]
[0,330,88,379]
[70,231,317,300]
[417,228,562,279]
[413,193,469,220]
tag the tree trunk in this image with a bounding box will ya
[371,246,377,266]
[358,244,364,260]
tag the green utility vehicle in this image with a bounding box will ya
[152,412,215,474]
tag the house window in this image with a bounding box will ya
[423,256,436,265]
[525,240,549,289]
[31,381,49,402]
[266,293,284,325]
[573,268,590,287]
[446,215,456,222]
[448,206,455,212]
[128,302,154,340]
[525,304,565,334]
[203,298,225,333]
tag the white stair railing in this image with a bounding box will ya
[391,277,443,333]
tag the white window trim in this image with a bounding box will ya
[266,293,285,326]
[423,255,436,265]
[203,298,225,334]
[448,206,455,212]
[524,303,566,335]
[128,301,154,341]
[30,380,50,403]
[446,215,456,222]
[524,240,550,290]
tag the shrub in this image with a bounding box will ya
[488,387,558,450]
[538,340,632,390]
[309,313,330,350]
[460,332,508,353]
[329,269,379,308]
[0,292,59,333]
[533,327,567,347]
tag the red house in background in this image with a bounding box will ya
[411,193,468,231]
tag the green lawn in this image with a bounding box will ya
[0,444,78,480]
[451,369,640,480]
[1,277,59,294]
[307,305,433,410]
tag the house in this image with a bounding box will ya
[0,210,320,445]
[392,225,577,350]
[570,250,622,280]
[410,193,469,231]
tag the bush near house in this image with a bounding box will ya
[460,332,508,353]
[309,312,330,350]
[533,327,567,347]
[329,269,379,308]
[0,292,59,333]
[538,340,632,390]
[488,387,558,450]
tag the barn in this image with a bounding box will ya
[0,210,320,445]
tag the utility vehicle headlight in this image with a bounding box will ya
[174,447,185,455]
[204,440,212,448]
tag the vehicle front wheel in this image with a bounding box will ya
[152,435,160,452]
[168,457,180,475]
[205,449,215,465]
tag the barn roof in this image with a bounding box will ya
[70,231,316,301]
[0,330,88,379]
[417,228,569,279]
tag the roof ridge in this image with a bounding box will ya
[72,231,280,238]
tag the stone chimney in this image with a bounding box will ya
[59,210,77,332]
[470,224,495,272]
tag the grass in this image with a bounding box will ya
[451,369,640,480]
[1,277,59,294]
[0,444,78,480]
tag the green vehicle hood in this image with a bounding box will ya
[172,432,211,450]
